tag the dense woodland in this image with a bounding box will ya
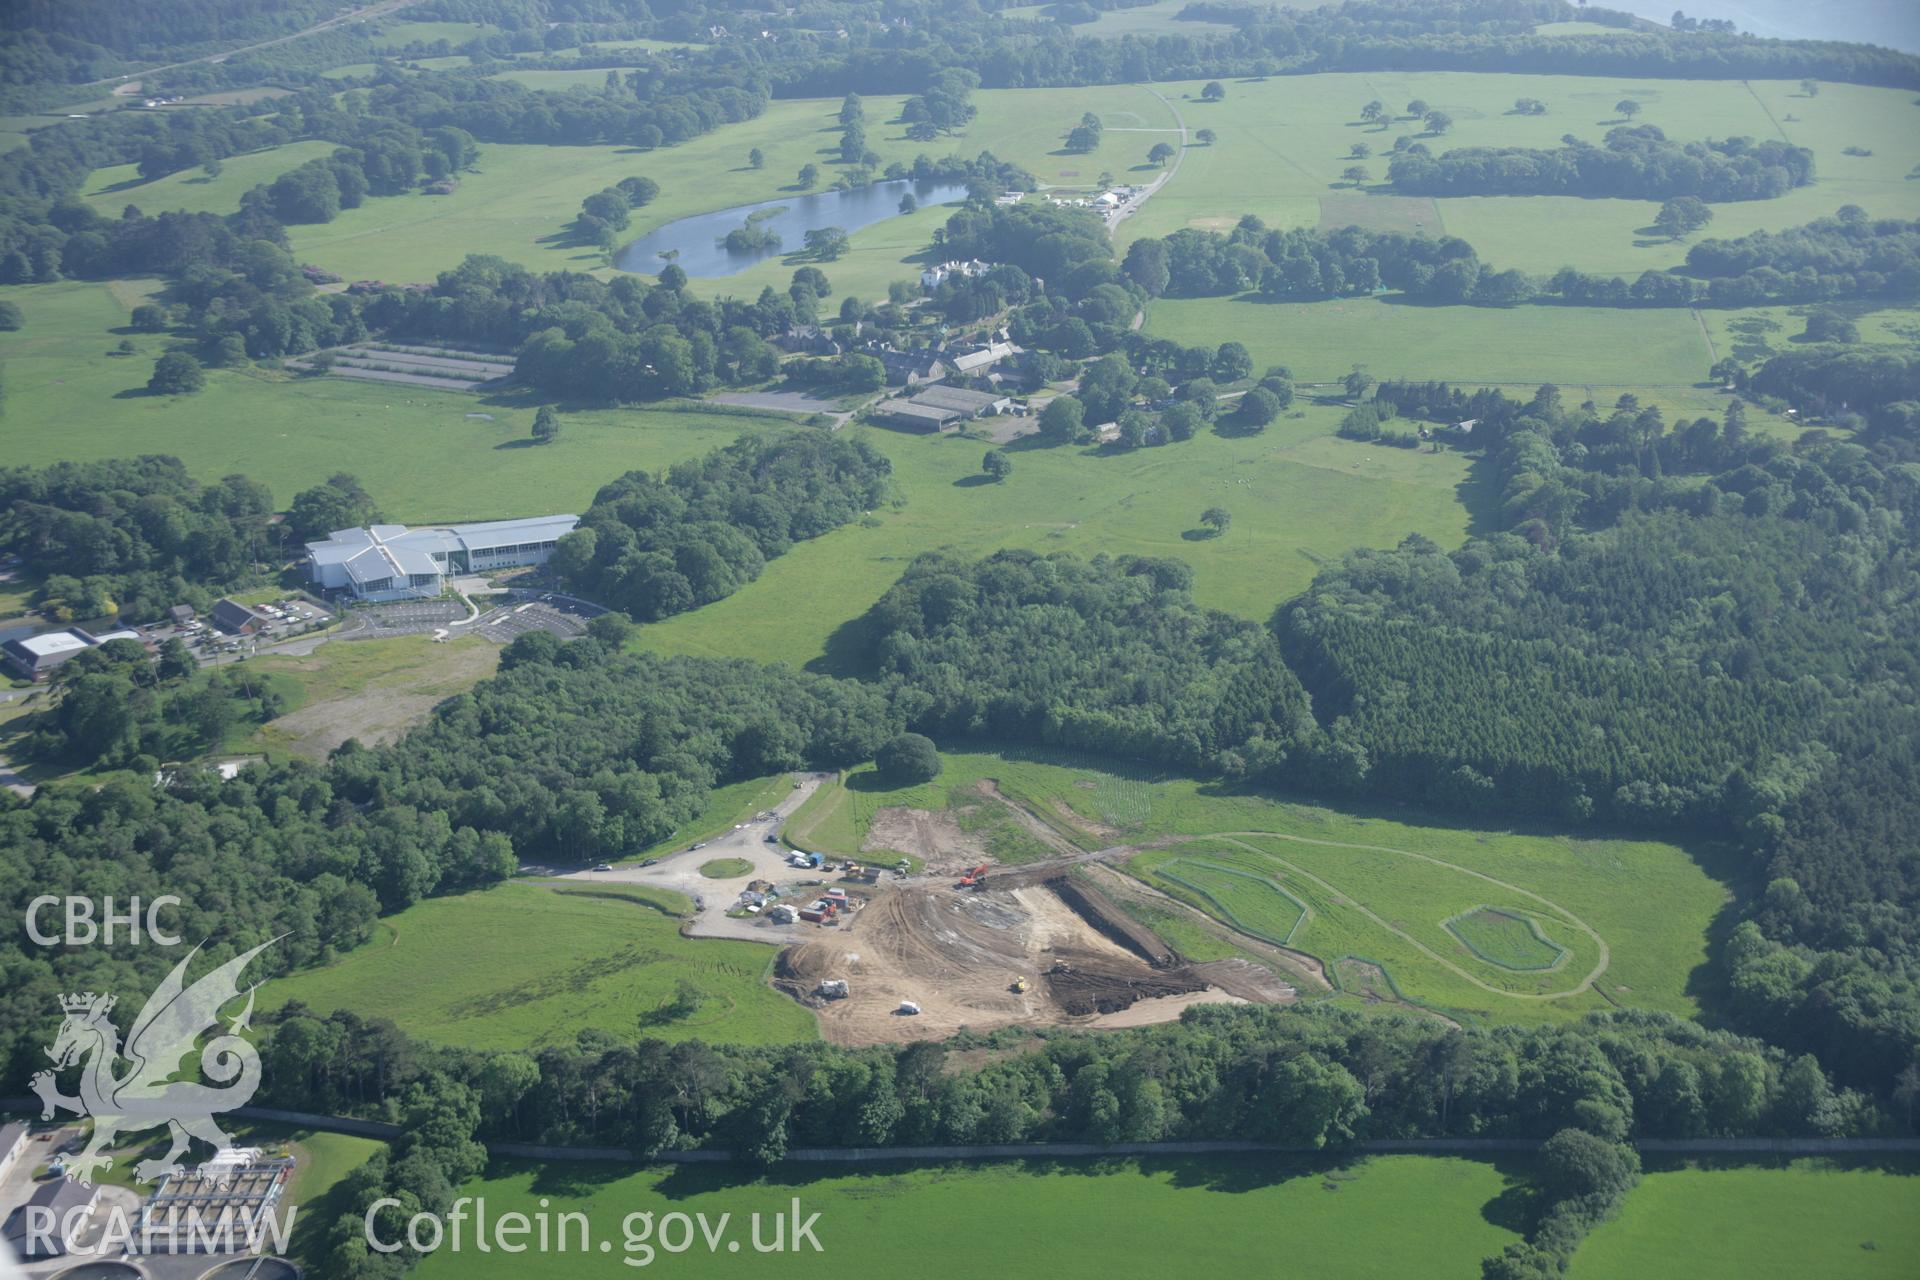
[1386,125,1816,202]
[551,432,894,620]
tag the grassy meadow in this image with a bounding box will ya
[80,140,340,216]
[1124,74,1920,272]
[784,747,1728,1026]
[263,879,817,1050]
[414,1153,1523,1279]
[1569,1159,1920,1279]
[0,279,790,521]
[638,408,1480,668]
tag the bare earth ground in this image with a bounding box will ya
[776,882,1219,1046]
[864,806,988,875]
[254,639,500,758]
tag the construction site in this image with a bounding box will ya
[774,834,1301,1046]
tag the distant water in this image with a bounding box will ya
[1595,0,1920,51]
[614,179,970,279]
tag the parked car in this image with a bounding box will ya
[593,863,614,872]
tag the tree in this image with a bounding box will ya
[1799,79,1820,97]
[1342,165,1370,186]
[804,226,849,261]
[1240,386,1280,428]
[1122,238,1170,296]
[1039,395,1087,444]
[532,405,561,444]
[1196,128,1217,145]
[1423,110,1453,135]
[1653,195,1713,239]
[1514,97,1547,115]
[1148,142,1176,167]
[147,351,204,395]
[1406,99,1429,118]
[1212,341,1253,383]
[1200,506,1231,536]
[798,163,820,189]
[982,451,1012,482]
[876,732,941,785]
[791,266,831,297]
[1343,366,1374,399]
[1349,142,1372,159]
[1360,100,1386,125]
[1802,310,1858,343]
[899,192,918,215]
[1616,98,1642,120]
[1066,125,1101,153]
[839,93,864,126]
[129,303,166,332]
[658,263,688,292]
[0,300,21,331]
[748,147,765,169]
[1201,81,1226,102]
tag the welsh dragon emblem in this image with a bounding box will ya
[31,939,277,1186]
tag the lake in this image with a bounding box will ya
[613,178,970,278]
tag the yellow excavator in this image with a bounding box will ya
[1010,976,1030,994]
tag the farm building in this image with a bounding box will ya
[873,347,949,387]
[305,514,579,602]
[948,341,1019,376]
[910,385,1012,416]
[876,399,961,431]
[875,384,1013,432]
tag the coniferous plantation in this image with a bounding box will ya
[3,0,1920,1277]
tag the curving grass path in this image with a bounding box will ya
[1156,829,1612,1005]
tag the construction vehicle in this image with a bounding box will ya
[956,863,990,889]
[816,979,849,1000]
[1010,976,1030,994]
[897,1000,921,1016]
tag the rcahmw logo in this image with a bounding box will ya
[32,937,278,1187]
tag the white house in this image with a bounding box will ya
[306,514,579,602]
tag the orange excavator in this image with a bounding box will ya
[956,863,990,890]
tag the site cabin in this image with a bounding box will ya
[305,514,579,602]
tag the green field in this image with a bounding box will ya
[1154,858,1309,946]
[1445,907,1569,971]
[81,141,340,215]
[783,747,1726,1025]
[414,1154,1522,1279]
[0,280,792,522]
[263,879,816,1050]
[1146,295,1713,389]
[638,409,1479,667]
[1570,1159,1920,1279]
[700,857,755,878]
[1124,74,1920,276]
